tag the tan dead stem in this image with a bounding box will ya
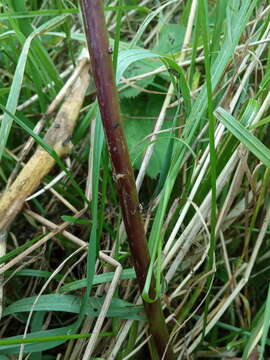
[0,58,90,232]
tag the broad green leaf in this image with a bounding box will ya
[123,108,173,178]
[154,24,185,54]
[3,294,145,321]
[119,59,159,98]
[116,49,162,84]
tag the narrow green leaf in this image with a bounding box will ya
[0,325,74,354]
[259,285,270,360]
[0,235,45,266]
[61,215,91,225]
[215,107,270,168]
[0,14,69,161]
[60,268,136,293]
[0,104,87,203]
[129,0,177,48]
[77,109,104,327]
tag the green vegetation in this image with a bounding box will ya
[0,0,270,359]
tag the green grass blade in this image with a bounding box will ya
[199,0,217,340]
[77,109,104,326]
[0,325,76,354]
[0,8,78,20]
[3,294,144,321]
[0,235,45,265]
[0,104,87,202]
[59,269,136,293]
[129,0,177,49]
[0,14,69,161]
[112,0,123,72]
[259,283,270,359]
[215,107,270,168]
[144,0,258,301]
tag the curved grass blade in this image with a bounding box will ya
[3,294,145,321]
[59,268,136,293]
[0,14,69,161]
[129,0,177,48]
[215,107,270,169]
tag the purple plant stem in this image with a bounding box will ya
[80,1,175,359]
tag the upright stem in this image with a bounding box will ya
[80,1,175,359]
